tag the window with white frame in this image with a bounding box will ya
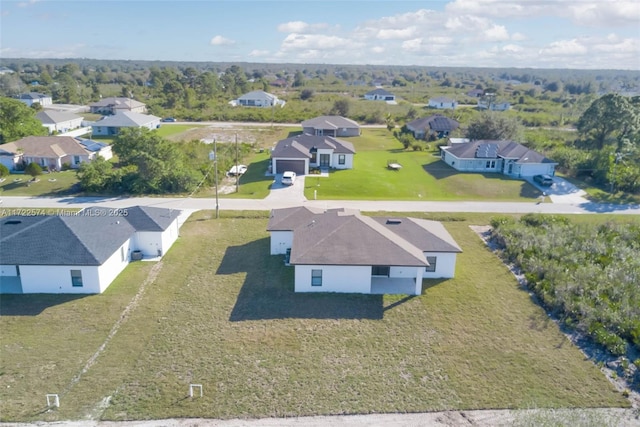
[485,160,496,169]
[311,269,322,286]
[338,154,345,165]
[71,270,83,287]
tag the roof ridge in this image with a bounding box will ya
[61,215,102,264]
[357,215,427,264]
[0,216,54,244]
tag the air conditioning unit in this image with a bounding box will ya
[131,250,143,261]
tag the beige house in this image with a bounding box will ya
[0,136,93,171]
[89,97,146,114]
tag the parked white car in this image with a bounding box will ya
[228,164,247,176]
[281,171,296,185]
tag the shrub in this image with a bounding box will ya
[24,162,42,178]
[0,163,9,177]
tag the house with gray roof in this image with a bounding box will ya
[15,92,53,107]
[440,140,556,177]
[364,88,396,102]
[229,90,285,108]
[270,134,355,175]
[267,207,462,295]
[0,136,93,171]
[76,138,113,161]
[36,110,84,134]
[0,206,185,294]
[428,97,457,109]
[91,111,160,136]
[301,116,360,137]
[406,115,460,140]
[89,97,146,114]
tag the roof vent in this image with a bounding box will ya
[4,220,22,225]
[386,219,402,225]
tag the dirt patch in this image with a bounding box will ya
[169,126,279,149]
[470,225,640,409]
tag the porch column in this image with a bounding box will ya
[414,267,423,295]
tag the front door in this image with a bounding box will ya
[319,154,330,167]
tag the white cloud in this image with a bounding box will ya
[539,39,588,56]
[483,24,509,42]
[371,46,385,54]
[281,33,357,51]
[568,1,640,27]
[278,21,309,33]
[248,49,270,57]
[376,26,418,40]
[210,35,235,46]
[17,0,39,8]
[511,32,527,41]
[502,44,523,53]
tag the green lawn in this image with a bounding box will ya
[0,171,80,197]
[0,212,629,422]
[155,124,205,138]
[305,130,543,201]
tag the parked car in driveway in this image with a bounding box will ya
[533,174,554,186]
[161,117,177,122]
[281,171,296,185]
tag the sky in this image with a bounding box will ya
[1,0,639,70]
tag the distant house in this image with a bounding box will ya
[0,206,185,294]
[0,136,94,171]
[301,116,361,137]
[466,89,484,98]
[89,97,146,115]
[440,140,557,177]
[271,134,355,175]
[477,98,511,111]
[270,78,288,88]
[267,207,462,295]
[76,138,113,161]
[90,111,161,136]
[364,88,396,102]
[36,110,84,134]
[406,115,460,140]
[15,92,53,107]
[428,97,457,109]
[229,90,286,108]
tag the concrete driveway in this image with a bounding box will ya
[528,176,590,204]
[263,173,307,204]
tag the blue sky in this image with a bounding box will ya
[1,0,639,69]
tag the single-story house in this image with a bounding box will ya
[406,115,460,140]
[466,89,484,98]
[76,138,113,161]
[267,207,462,295]
[477,99,511,111]
[15,92,53,107]
[0,206,185,294]
[301,116,361,137]
[91,111,161,136]
[364,88,396,102]
[0,136,93,171]
[428,97,457,109]
[440,140,557,177]
[270,134,355,175]
[36,110,84,134]
[89,97,146,114]
[229,90,286,108]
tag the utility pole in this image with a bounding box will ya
[235,133,239,193]
[209,140,219,219]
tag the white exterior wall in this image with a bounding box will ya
[134,231,164,257]
[0,155,19,171]
[96,239,133,292]
[423,252,457,279]
[331,153,353,170]
[160,219,180,256]
[518,163,555,177]
[316,148,333,167]
[270,231,293,255]
[43,118,83,134]
[294,265,371,293]
[429,100,457,109]
[0,265,18,276]
[20,265,102,293]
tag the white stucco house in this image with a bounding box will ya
[364,88,396,102]
[428,97,458,109]
[0,206,185,294]
[36,110,84,134]
[0,136,93,171]
[301,116,361,137]
[270,134,355,175]
[15,92,53,107]
[267,207,462,295]
[76,138,113,161]
[90,111,161,136]
[440,140,557,177]
[229,90,286,107]
[89,97,146,114]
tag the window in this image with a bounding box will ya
[371,266,390,276]
[485,160,496,168]
[74,156,81,165]
[338,154,346,165]
[311,269,322,286]
[71,270,83,287]
[121,247,125,262]
[425,256,437,272]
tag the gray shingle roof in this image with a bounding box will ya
[17,92,50,100]
[365,88,394,97]
[89,97,145,109]
[444,140,556,164]
[371,217,462,253]
[407,115,459,132]
[0,206,179,266]
[267,206,325,231]
[238,90,277,101]
[36,110,83,124]
[91,111,159,127]
[271,134,355,159]
[301,116,360,130]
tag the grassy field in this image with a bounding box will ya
[304,129,543,201]
[0,171,80,197]
[155,124,205,138]
[0,211,630,422]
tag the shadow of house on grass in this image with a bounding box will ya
[220,238,386,321]
[423,160,458,179]
[0,294,89,316]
